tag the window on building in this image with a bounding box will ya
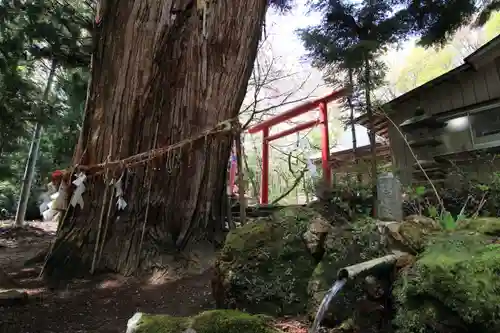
[471,105,500,148]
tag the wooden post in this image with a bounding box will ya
[261,128,269,204]
[319,101,331,187]
[235,132,246,225]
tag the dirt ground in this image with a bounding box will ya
[0,221,309,333]
[0,221,215,333]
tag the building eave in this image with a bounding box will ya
[384,34,500,110]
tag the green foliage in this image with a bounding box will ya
[299,0,394,118]
[300,1,408,69]
[414,186,425,196]
[0,181,17,215]
[484,11,500,40]
[404,184,474,230]
[328,181,373,219]
[0,0,90,217]
[427,205,438,218]
[404,170,500,223]
[0,0,91,141]
[404,0,499,47]
[135,310,278,333]
[300,0,500,120]
[440,210,457,231]
[0,1,92,68]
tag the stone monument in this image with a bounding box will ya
[376,172,403,221]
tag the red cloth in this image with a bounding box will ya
[52,170,63,180]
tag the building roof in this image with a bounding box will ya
[312,142,391,168]
[352,34,500,137]
[349,113,389,138]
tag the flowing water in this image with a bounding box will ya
[309,278,347,333]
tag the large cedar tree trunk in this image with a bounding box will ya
[44,0,268,278]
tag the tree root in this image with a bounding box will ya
[24,248,49,267]
[42,235,92,284]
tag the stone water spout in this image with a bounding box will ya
[309,251,409,333]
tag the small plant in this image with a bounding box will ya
[403,184,471,231]
[328,180,373,219]
[404,185,432,216]
[427,205,438,218]
[439,210,458,231]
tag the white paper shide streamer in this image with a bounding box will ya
[114,174,127,210]
[70,172,87,208]
[40,180,70,221]
[299,137,318,178]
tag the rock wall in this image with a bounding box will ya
[212,205,500,333]
[213,205,419,330]
[212,207,317,316]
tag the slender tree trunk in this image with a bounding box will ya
[14,60,57,227]
[303,177,309,204]
[364,54,377,213]
[347,67,361,184]
[243,151,259,199]
[44,1,268,278]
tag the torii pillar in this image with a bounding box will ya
[247,88,350,204]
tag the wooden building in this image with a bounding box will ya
[355,35,500,187]
[313,143,392,185]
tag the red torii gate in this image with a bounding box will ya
[247,88,350,204]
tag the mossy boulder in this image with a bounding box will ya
[212,206,322,316]
[457,217,500,236]
[380,215,440,254]
[307,218,394,331]
[126,310,280,333]
[393,230,500,333]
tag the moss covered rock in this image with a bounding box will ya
[393,230,500,333]
[380,215,440,254]
[127,310,279,333]
[458,217,500,236]
[212,206,321,316]
[307,218,393,331]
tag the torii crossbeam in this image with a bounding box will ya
[247,88,350,204]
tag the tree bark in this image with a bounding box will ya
[347,67,361,184]
[44,0,268,278]
[243,151,259,199]
[364,53,378,213]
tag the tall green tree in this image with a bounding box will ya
[406,0,500,46]
[394,46,456,94]
[0,0,91,218]
[300,0,403,202]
